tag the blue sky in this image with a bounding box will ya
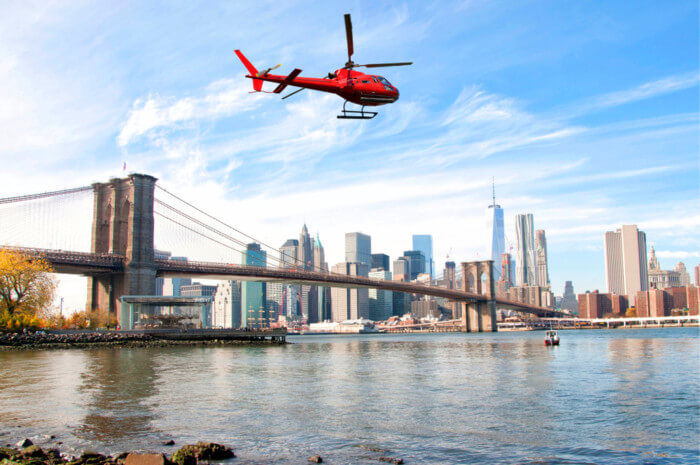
[0,0,698,309]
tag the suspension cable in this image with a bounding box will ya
[155,184,327,272]
[0,186,92,205]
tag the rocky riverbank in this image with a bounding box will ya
[0,331,285,351]
[0,441,405,465]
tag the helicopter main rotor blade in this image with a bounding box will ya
[357,62,413,68]
[344,13,354,64]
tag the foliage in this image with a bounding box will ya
[60,309,118,329]
[625,307,637,318]
[0,249,56,318]
[0,312,47,332]
[0,249,56,331]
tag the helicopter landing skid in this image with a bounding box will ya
[337,101,377,120]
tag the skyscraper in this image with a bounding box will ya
[604,225,648,303]
[535,229,550,287]
[368,269,393,321]
[487,182,505,281]
[412,235,434,278]
[241,243,267,328]
[280,239,298,268]
[298,225,317,322]
[371,253,390,271]
[313,233,330,323]
[402,250,425,280]
[561,281,578,314]
[443,261,456,289]
[500,253,513,287]
[515,214,536,286]
[330,262,369,321]
[393,257,410,281]
[213,280,242,328]
[345,232,371,266]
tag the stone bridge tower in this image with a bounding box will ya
[86,174,157,321]
[461,260,497,332]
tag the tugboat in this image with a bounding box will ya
[544,329,560,346]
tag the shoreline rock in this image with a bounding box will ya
[0,332,285,351]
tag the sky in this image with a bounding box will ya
[0,0,698,311]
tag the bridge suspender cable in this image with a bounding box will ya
[155,184,327,273]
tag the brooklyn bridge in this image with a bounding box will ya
[0,173,565,332]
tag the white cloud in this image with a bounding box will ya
[117,77,264,146]
[562,72,699,117]
[655,250,700,260]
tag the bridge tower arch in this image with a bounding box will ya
[461,260,497,332]
[86,174,157,322]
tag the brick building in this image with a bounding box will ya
[578,291,628,318]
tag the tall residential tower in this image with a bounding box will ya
[515,213,536,286]
[604,225,648,303]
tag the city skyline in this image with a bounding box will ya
[1,1,697,310]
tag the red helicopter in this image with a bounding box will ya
[235,14,412,119]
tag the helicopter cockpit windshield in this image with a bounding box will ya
[376,76,394,88]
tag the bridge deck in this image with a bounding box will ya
[4,246,564,317]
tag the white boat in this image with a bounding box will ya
[544,330,560,346]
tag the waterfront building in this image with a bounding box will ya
[604,225,648,303]
[330,262,369,321]
[635,285,699,317]
[695,265,700,286]
[180,282,217,327]
[535,230,550,287]
[371,253,390,271]
[266,282,284,323]
[675,262,691,286]
[241,243,267,328]
[578,291,628,319]
[368,269,393,321]
[561,281,578,314]
[212,280,241,328]
[506,285,555,309]
[687,285,699,315]
[486,182,505,281]
[345,232,371,267]
[411,300,440,319]
[402,250,425,280]
[647,246,681,289]
[392,291,412,317]
[515,214,536,286]
[393,257,410,281]
[412,235,434,278]
[636,289,672,318]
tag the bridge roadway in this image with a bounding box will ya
[7,246,564,317]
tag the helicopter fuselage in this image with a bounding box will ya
[247,68,399,106]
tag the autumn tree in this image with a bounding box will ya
[0,249,56,318]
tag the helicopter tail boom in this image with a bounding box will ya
[234,50,263,91]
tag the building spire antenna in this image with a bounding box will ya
[492,177,496,207]
[489,177,500,209]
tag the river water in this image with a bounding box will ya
[0,328,698,464]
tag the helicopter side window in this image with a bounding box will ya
[361,80,370,83]
[377,76,392,87]
[371,77,379,84]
